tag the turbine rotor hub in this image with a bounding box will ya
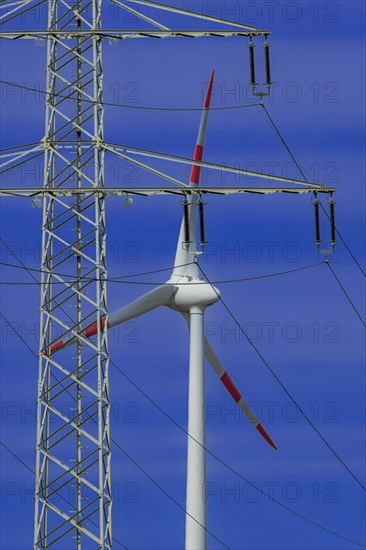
[169,277,220,312]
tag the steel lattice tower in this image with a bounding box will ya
[34,1,111,547]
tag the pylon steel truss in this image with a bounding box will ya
[33,1,111,548]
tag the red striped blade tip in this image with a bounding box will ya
[204,69,215,109]
[256,423,278,451]
[84,315,106,338]
[43,339,64,356]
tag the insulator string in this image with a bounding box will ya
[248,37,256,91]
[199,198,206,246]
[183,195,190,247]
[264,35,272,89]
[329,194,336,247]
[313,193,321,250]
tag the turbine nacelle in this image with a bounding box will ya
[168,277,220,312]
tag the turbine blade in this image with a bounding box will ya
[44,285,175,355]
[182,313,277,450]
[173,69,215,277]
[205,338,277,450]
[189,68,215,186]
[108,284,174,327]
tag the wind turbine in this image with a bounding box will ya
[46,69,277,549]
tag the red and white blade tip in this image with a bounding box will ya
[256,423,278,451]
[220,370,277,450]
[204,69,215,109]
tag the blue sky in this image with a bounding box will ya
[0,1,365,549]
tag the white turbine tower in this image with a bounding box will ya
[46,70,277,549]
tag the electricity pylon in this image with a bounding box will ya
[33,1,111,548]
